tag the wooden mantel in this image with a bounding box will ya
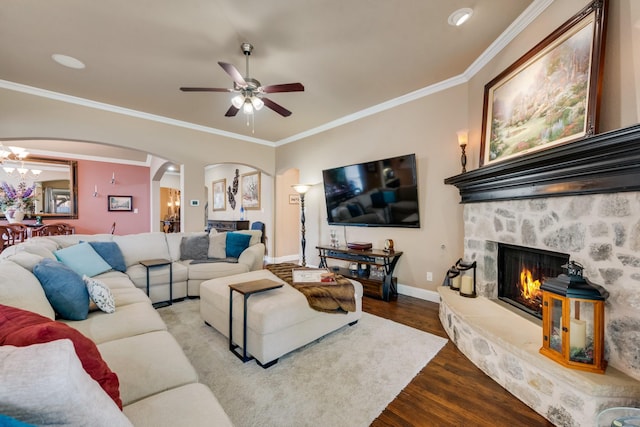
[444,124,640,203]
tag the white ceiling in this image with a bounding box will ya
[1,0,540,157]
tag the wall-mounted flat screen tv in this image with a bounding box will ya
[322,153,419,228]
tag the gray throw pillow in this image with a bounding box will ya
[180,234,210,260]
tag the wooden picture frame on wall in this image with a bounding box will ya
[108,195,132,212]
[480,0,608,166]
[241,171,261,210]
[212,178,226,211]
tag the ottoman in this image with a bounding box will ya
[200,269,363,367]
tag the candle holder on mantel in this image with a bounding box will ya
[445,265,461,291]
[539,261,609,374]
[455,258,477,298]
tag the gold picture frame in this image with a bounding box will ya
[212,178,226,211]
[480,0,607,166]
[241,171,261,210]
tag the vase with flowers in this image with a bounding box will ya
[1,181,35,223]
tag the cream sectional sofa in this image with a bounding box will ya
[0,230,265,426]
[9,230,265,304]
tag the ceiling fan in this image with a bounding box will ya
[180,42,304,118]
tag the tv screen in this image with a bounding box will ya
[322,153,419,228]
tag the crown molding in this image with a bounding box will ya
[0,79,273,147]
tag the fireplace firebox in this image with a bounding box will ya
[497,243,569,319]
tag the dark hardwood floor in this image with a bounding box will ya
[363,294,555,427]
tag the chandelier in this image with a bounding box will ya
[0,144,42,179]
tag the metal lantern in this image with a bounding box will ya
[456,259,477,298]
[539,261,609,374]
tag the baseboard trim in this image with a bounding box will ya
[397,284,440,303]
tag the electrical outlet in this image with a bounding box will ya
[426,272,433,282]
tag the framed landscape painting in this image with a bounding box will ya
[212,179,226,211]
[480,0,607,166]
[108,195,132,211]
[241,171,261,210]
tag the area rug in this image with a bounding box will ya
[158,299,447,427]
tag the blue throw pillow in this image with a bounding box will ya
[0,415,35,427]
[54,242,113,277]
[225,232,252,258]
[88,241,127,272]
[33,258,89,321]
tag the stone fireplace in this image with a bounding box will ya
[441,125,640,426]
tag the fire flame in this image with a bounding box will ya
[520,268,541,300]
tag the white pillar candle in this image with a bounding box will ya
[570,318,587,349]
[450,276,461,289]
[460,276,473,294]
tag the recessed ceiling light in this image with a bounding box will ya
[448,8,473,27]
[52,54,85,69]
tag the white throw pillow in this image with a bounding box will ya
[208,232,227,259]
[0,340,132,427]
[83,275,116,314]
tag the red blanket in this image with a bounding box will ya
[266,263,356,313]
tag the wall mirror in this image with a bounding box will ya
[1,157,78,219]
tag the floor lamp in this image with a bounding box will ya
[292,184,311,267]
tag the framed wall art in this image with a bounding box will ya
[480,0,607,166]
[108,195,132,212]
[212,178,226,211]
[241,171,261,210]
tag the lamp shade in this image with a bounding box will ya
[457,129,469,146]
[251,96,264,111]
[292,184,311,194]
[231,94,245,109]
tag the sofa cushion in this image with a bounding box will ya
[89,241,127,273]
[0,340,131,426]
[207,232,226,259]
[33,258,90,321]
[5,251,43,272]
[0,260,55,319]
[113,232,171,267]
[61,301,167,345]
[84,275,116,314]
[123,383,234,427]
[0,304,122,409]
[54,242,113,277]
[225,232,251,258]
[98,331,198,406]
[180,234,209,260]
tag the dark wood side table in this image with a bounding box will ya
[316,245,403,301]
[228,279,283,364]
[139,258,173,308]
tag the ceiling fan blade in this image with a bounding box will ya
[180,87,232,92]
[218,62,247,87]
[225,105,240,117]
[261,83,305,93]
[262,97,292,117]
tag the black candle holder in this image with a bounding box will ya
[455,258,477,298]
[446,264,461,291]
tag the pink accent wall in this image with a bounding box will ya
[56,160,150,235]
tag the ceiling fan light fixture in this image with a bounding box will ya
[448,8,473,26]
[251,96,264,111]
[231,94,245,109]
[243,99,254,114]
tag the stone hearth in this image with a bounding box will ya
[438,288,640,427]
